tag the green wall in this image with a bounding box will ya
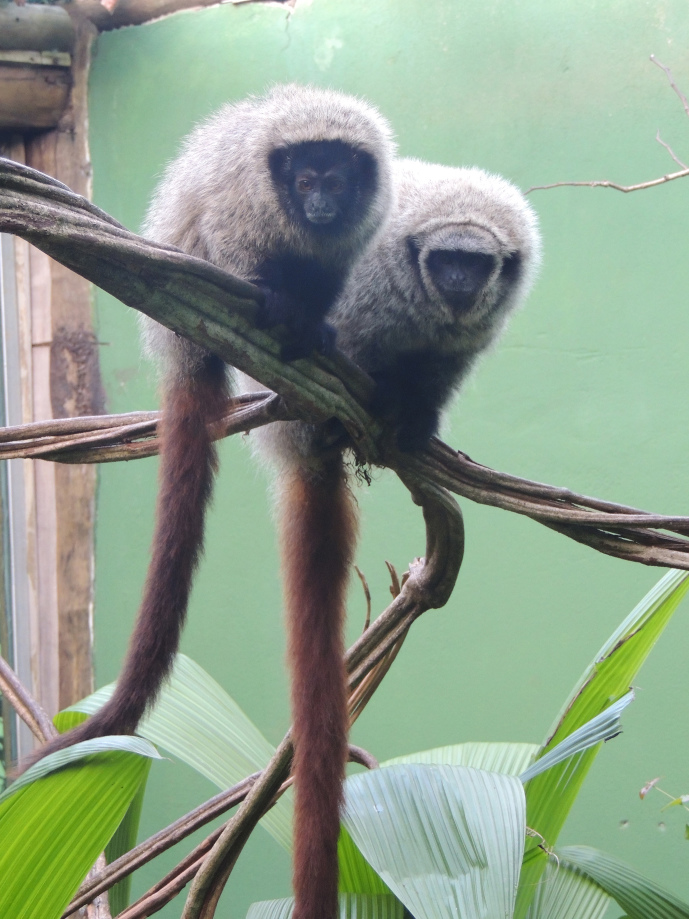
[89,2,689,915]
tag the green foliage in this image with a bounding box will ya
[0,571,686,918]
[0,738,157,919]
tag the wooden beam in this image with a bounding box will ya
[67,0,285,33]
[0,6,74,132]
[0,6,75,52]
[0,62,71,131]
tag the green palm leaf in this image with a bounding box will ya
[343,763,525,919]
[558,846,689,919]
[61,653,292,849]
[516,569,689,918]
[0,737,157,919]
[246,894,404,919]
[524,858,610,919]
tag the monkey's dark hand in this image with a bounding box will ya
[280,321,337,362]
[256,286,338,361]
[255,287,299,331]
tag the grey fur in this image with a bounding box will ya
[252,157,541,470]
[140,84,396,384]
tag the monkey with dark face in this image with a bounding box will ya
[246,159,539,919]
[333,158,540,449]
[23,84,395,919]
[257,158,540,468]
[252,163,539,907]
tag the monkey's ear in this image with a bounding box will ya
[269,147,291,182]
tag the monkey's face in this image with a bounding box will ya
[269,140,378,236]
[425,248,496,310]
[411,224,521,326]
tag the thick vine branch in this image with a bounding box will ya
[2,157,689,571]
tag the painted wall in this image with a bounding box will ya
[89,2,689,916]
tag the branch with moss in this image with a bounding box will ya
[1,157,689,570]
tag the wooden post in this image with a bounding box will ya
[24,21,103,714]
[1,15,102,754]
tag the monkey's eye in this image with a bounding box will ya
[297,177,314,193]
[325,177,345,194]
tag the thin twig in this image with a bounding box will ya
[650,54,689,117]
[655,130,688,169]
[526,167,689,194]
[0,654,57,742]
[385,560,402,599]
[529,56,689,194]
[354,566,372,632]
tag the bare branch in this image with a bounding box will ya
[347,745,379,770]
[529,56,689,194]
[655,130,688,169]
[64,775,260,915]
[527,168,689,194]
[3,157,689,571]
[651,55,689,118]
[0,654,57,742]
[0,393,291,464]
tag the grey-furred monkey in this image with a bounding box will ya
[250,160,540,888]
[23,84,395,919]
[247,158,539,915]
[255,157,541,467]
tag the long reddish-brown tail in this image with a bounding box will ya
[19,354,230,771]
[279,456,358,919]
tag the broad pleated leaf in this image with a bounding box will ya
[0,735,159,801]
[344,763,525,919]
[336,742,538,892]
[384,741,539,775]
[247,894,404,919]
[525,858,610,919]
[516,569,689,918]
[105,770,149,913]
[0,744,156,919]
[558,846,689,918]
[338,826,393,895]
[50,710,150,911]
[63,653,292,849]
[519,691,634,783]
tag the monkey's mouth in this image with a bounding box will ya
[306,210,338,225]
